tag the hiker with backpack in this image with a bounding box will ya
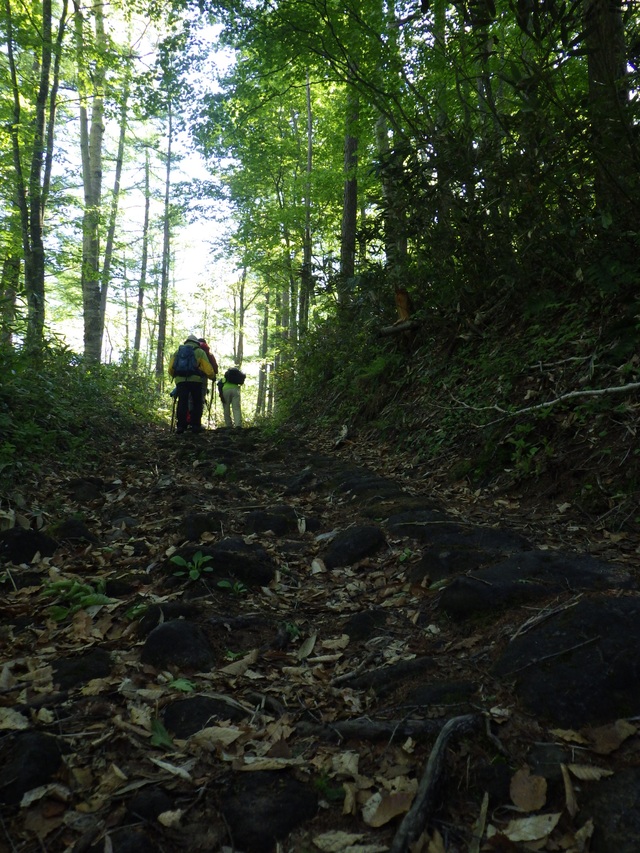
[217,366,245,428]
[168,335,216,434]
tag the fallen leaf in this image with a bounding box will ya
[361,790,414,827]
[147,757,193,780]
[191,725,244,749]
[157,809,183,827]
[313,831,366,852]
[501,812,561,843]
[332,751,360,779]
[0,707,30,730]
[560,764,578,817]
[586,719,637,755]
[297,633,317,660]
[427,829,447,853]
[550,728,589,744]
[510,766,547,811]
[567,764,614,781]
[220,648,259,676]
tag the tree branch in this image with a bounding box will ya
[449,381,640,424]
[389,714,480,853]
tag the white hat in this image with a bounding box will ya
[185,334,199,344]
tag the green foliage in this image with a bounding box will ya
[170,550,214,580]
[168,678,196,693]
[216,579,248,597]
[150,719,174,749]
[312,773,345,804]
[0,339,163,488]
[43,578,116,622]
[282,621,301,641]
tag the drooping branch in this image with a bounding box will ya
[380,319,421,336]
[450,381,640,425]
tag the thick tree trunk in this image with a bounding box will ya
[75,0,106,363]
[1,257,20,346]
[583,0,635,222]
[4,0,66,349]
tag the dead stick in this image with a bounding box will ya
[389,714,479,853]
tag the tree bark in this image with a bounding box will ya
[300,73,313,333]
[583,0,635,222]
[340,77,359,285]
[4,0,67,349]
[155,106,173,383]
[133,148,150,370]
[100,63,131,337]
[74,0,106,362]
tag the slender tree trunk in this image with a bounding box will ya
[133,148,150,369]
[99,63,131,336]
[340,77,359,285]
[300,72,313,333]
[255,289,270,417]
[236,267,246,366]
[155,107,173,383]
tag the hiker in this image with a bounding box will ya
[197,338,219,404]
[218,366,245,429]
[168,335,216,434]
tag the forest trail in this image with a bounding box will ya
[1,424,640,853]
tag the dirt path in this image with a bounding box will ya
[1,425,639,853]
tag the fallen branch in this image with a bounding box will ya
[389,713,480,853]
[380,319,421,337]
[295,716,452,742]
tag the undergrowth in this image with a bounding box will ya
[0,339,163,492]
[278,275,640,530]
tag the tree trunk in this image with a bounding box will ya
[133,148,150,370]
[375,112,407,269]
[0,257,20,347]
[155,107,173,383]
[236,267,246,366]
[74,0,106,362]
[4,0,67,349]
[100,62,131,338]
[255,289,270,417]
[583,0,635,222]
[300,72,313,333]
[340,77,359,285]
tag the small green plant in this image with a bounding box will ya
[43,578,116,621]
[216,579,248,596]
[150,719,174,748]
[283,621,301,641]
[224,649,246,661]
[313,773,345,804]
[125,602,148,620]
[398,547,413,563]
[168,677,196,693]
[170,550,214,580]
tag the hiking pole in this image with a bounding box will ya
[170,390,177,432]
